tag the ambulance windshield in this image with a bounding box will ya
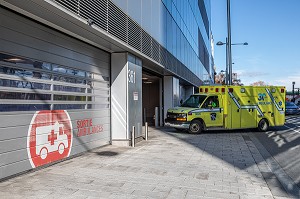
[181,95,207,108]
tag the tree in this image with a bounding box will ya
[250,81,268,86]
[214,72,225,84]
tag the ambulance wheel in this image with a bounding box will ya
[258,119,269,132]
[189,120,203,134]
[40,147,48,160]
[58,143,65,154]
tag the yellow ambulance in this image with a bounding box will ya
[165,85,286,133]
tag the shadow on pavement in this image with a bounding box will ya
[95,151,119,156]
[159,118,300,198]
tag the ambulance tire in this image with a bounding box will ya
[189,120,203,134]
[258,119,269,132]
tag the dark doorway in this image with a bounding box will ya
[142,71,161,126]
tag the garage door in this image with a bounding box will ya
[0,8,110,179]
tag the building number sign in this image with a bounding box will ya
[128,69,135,84]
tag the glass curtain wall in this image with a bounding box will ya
[112,0,211,82]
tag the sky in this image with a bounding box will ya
[211,0,300,91]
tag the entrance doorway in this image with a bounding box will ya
[142,71,162,126]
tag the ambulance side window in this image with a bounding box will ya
[203,96,219,108]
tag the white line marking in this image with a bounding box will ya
[284,125,300,134]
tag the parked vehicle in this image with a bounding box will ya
[165,85,286,133]
[285,102,300,115]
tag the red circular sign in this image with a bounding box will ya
[27,110,73,168]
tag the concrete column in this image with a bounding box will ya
[111,53,142,146]
[163,76,179,122]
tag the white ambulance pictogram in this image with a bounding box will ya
[36,121,69,159]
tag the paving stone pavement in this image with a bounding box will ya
[0,127,299,199]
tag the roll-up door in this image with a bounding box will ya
[0,8,110,179]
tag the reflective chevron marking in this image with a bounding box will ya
[229,92,241,109]
[229,92,264,117]
[265,88,285,114]
[191,108,223,113]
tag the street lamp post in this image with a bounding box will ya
[292,82,295,102]
[296,88,300,95]
[216,0,248,85]
[216,41,248,85]
[227,0,232,85]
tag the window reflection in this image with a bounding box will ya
[0,79,51,90]
[0,104,51,112]
[52,64,86,77]
[0,52,109,112]
[0,91,51,100]
[54,95,86,101]
[53,85,86,93]
[53,104,85,110]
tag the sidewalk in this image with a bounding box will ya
[0,127,298,199]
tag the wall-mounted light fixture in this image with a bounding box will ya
[87,18,94,26]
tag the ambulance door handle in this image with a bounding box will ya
[219,108,222,113]
[237,109,240,112]
[248,109,251,112]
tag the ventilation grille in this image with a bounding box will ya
[55,0,79,14]
[128,18,141,51]
[108,1,127,43]
[51,0,201,85]
[141,30,152,58]
[80,0,107,31]
[152,40,160,63]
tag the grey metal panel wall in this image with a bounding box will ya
[0,8,111,180]
[128,62,142,138]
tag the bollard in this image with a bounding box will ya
[131,126,135,147]
[155,107,159,127]
[145,122,148,141]
[143,108,146,125]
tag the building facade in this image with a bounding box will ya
[0,0,212,180]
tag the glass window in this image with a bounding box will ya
[202,96,219,108]
[53,85,86,93]
[172,20,177,56]
[0,52,109,112]
[0,79,51,90]
[181,95,207,108]
[128,0,142,25]
[53,75,86,85]
[0,104,50,112]
[166,12,173,52]
[53,95,87,101]
[0,91,51,100]
[52,65,86,77]
[53,104,85,110]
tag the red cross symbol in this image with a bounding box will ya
[48,129,57,145]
